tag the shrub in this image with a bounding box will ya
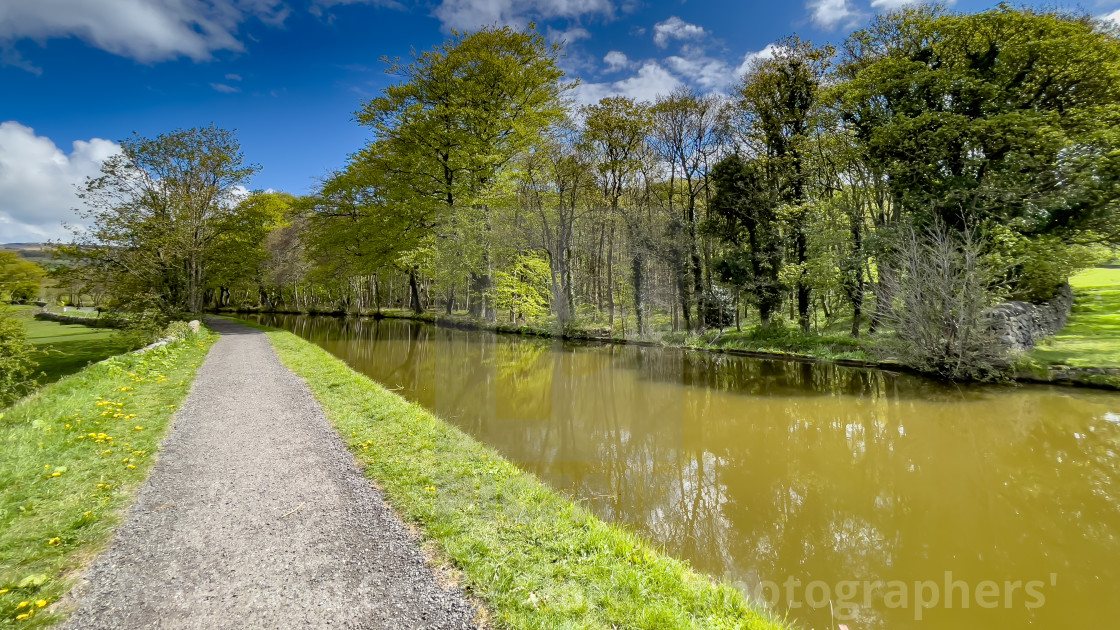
[0,308,39,408]
[163,320,198,341]
[881,222,1008,380]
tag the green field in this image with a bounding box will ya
[6,306,134,385]
[1029,267,1120,368]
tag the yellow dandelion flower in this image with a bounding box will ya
[36,600,47,608]
[126,464,136,469]
[51,472,61,478]
[47,537,60,545]
[17,601,28,608]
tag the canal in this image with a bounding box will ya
[255,314,1120,630]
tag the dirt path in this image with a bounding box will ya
[64,319,478,629]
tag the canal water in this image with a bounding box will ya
[254,314,1119,630]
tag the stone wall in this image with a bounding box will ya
[33,312,119,328]
[990,283,1074,353]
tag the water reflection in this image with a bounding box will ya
[256,314,1120,630]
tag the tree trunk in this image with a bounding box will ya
[408,267,423,315]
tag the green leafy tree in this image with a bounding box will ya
[490,253,552,321]
[839,6,1120,296]
[708,154,784,326]
[732,36,834,333]
[582,97,653,332]
[354,25,570,318]
[64,126,259,313]
[0,252,45,303]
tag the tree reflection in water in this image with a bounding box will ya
[255,314,1120,630]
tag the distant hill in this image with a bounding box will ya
[1,243,60,265]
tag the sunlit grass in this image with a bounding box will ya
[0,330,216,628]
[1029,267,1120,368]
[21,318,135,385]
[244,319,791,630]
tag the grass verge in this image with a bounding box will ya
[0,329,217,627]
[1029,267,1120,369]
[245,320,790,630]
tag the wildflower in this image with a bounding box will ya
[127,464,136,469]
[47,537,60,545]
[43,465,50,469]
[16,613,30,621]
[134,426,145,431]
[17,601,28,608]
[51,472,61,478]
[36,600,47,608]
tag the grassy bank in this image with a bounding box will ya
[24,318,135,385]
[5,305,135,385]
[1030,267,1120,368]
[0,329,217,627]
[246,320,789,630]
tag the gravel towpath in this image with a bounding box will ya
[64,318,478,629]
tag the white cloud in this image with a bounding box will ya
[432,0,614,32]
[309,0,405,17]
[0,122,119,243]
[225,73,243,81]
[1104,9,1120,24]
[734,43,782,78]
[210,82,241,93]
[869,0,953,9]
[808,0,861,30]
[0,0,288,66]
[574,62,683,105]
[549,26,592,43]
[603,50,632,72]
[659,43,780,93]
[653,16,707,48]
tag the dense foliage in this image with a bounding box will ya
[0,309,38,408]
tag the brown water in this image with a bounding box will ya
[255,314,1120,630]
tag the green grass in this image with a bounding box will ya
[0,330,217,627]
[243,319,790,630]
[18,316,134,386]
[1029,267,1120,368]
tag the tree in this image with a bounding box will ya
[582,97,653,332]
[0,252,45,303]
[64,126,259,313]
[708,154,784,326]
[839,6,1120,297]
[651,88,724,330]
[732,36,834,333]
[354,25,570,319]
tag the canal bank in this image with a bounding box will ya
[215,304,1120,390]
[235,317,793,630]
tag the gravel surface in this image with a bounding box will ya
[64,319,479,629]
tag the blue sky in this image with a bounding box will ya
[0,0,1110,242]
